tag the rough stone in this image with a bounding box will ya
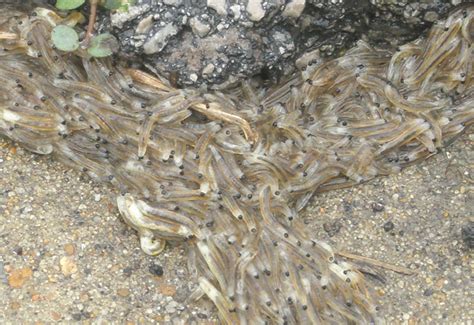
[189,17,211,38]
[383,221,395,232]
[149,263,164,276]
[95,0,468,87]
[246,0,266,22]
[143,23,179,55]
[461,221,474,249]
[283,0,306,18]
[60,256,78,276]
[207,0,227,16]
[7,267,33,288]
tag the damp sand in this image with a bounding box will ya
[0,133,471,324]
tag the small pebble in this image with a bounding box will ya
[117,288,130,297]
[72,313,82,321]
[64,243,75,255]
[149,264,164,276]
[383,221,395,232]
[13,246,23,256]
[7,267,33,288]
[423,288,434,297]
[60,256,78,276]
[323,220,342,237]
[123,267,133,277]
[461,221,474,249]
[371,202,385,212]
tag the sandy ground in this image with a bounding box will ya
[0,132,472,324]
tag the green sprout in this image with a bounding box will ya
[51,25,80,51]
[55,0,86,10]
[51,0,129,57]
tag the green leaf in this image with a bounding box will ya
[100,0,122,10]
[55,0,86,10]
[87,33,119,58]
[51,25,79,52]
[116,0,136,12]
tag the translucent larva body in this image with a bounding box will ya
[0,3,473,324]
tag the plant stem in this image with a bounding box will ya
[83,0,99,46]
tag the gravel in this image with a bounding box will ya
[92,0,469,87]
[0,132,472,323]
[0,136,216,324]
[304,132,473,324]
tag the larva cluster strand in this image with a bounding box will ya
[0,3,473,324]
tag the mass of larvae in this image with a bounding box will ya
[0,2,472,324]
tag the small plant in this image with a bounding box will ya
[51,0,132,57]
[56,0,86,10]
[51,24,80,52]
